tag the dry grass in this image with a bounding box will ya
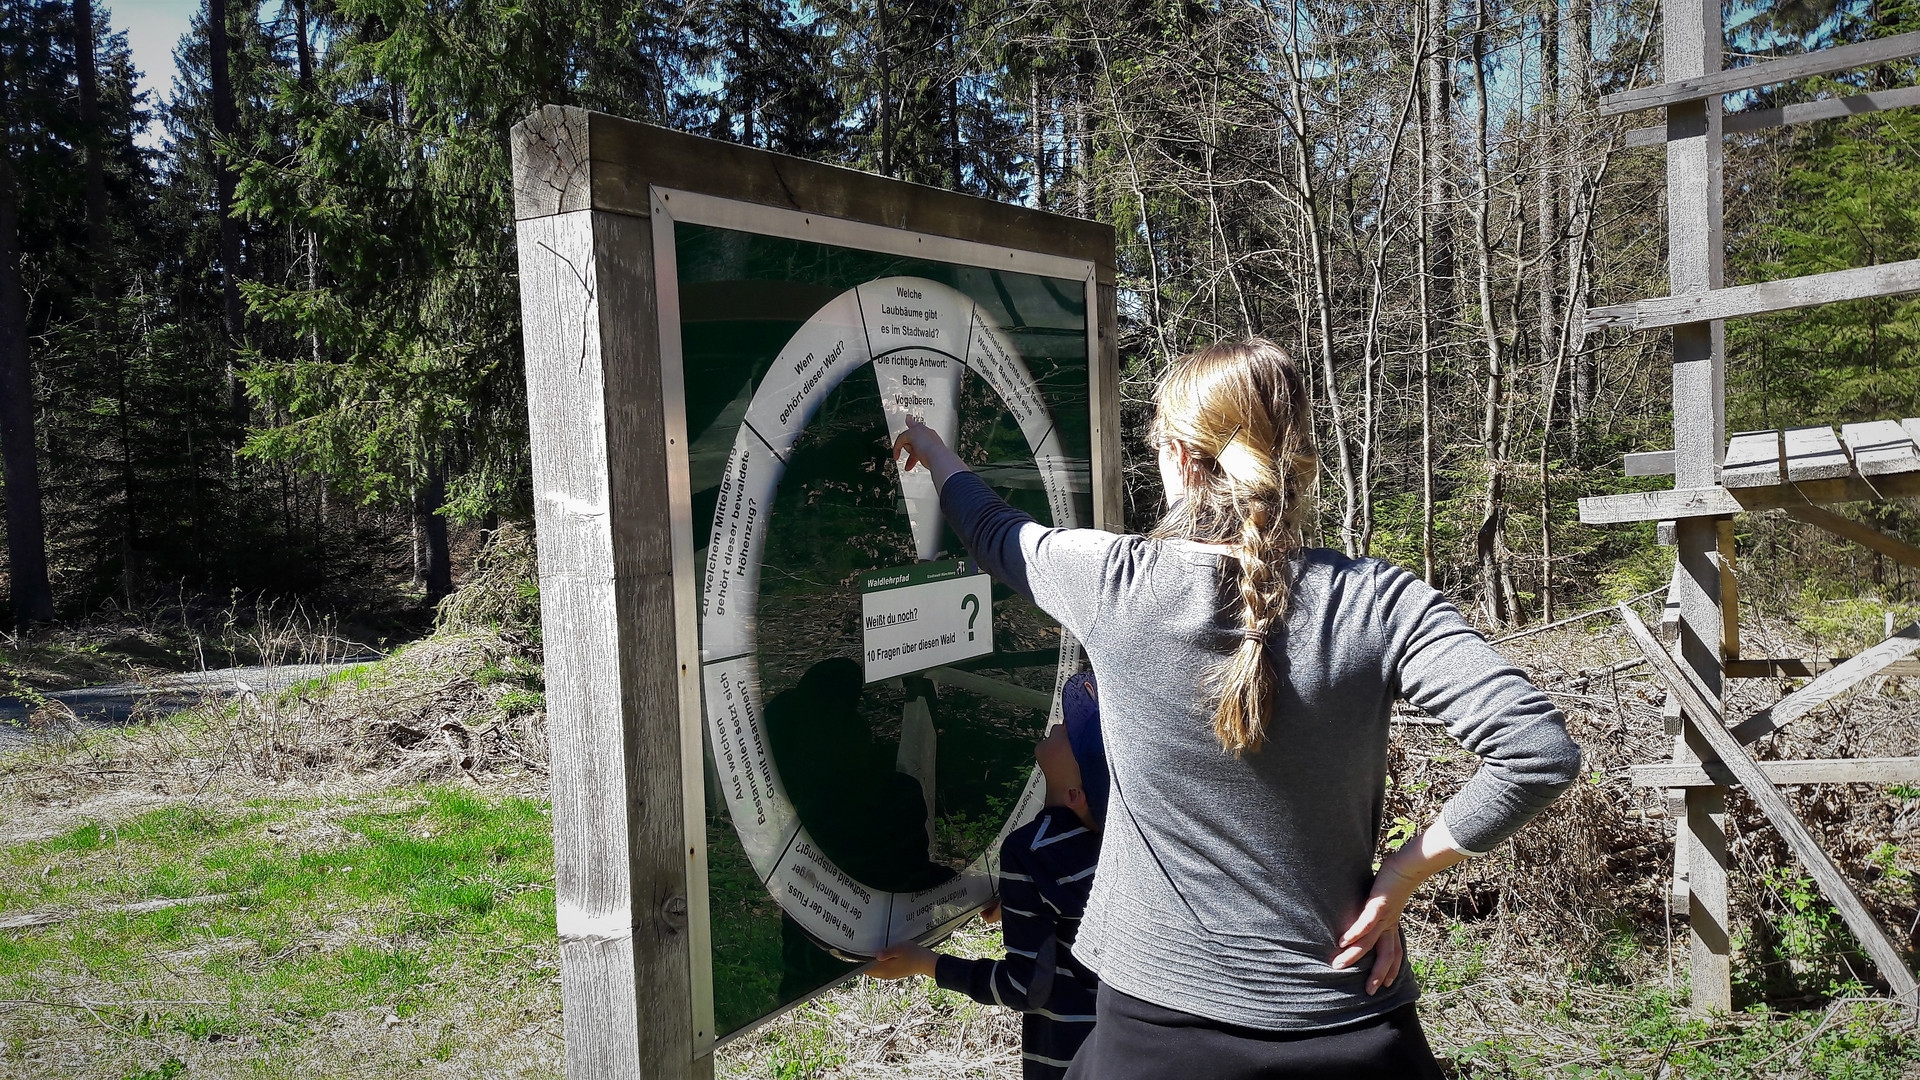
[3,579,1919,1078]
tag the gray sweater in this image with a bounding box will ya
[942,471,1582,1031]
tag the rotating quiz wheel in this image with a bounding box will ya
[700,276,1083,956]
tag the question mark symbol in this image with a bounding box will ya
[961,594,980,641]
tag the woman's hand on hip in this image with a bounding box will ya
[1332,820,1470,995]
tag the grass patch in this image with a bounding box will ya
[0,784,561,1077]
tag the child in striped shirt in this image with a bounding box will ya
[872,673,1107,1079]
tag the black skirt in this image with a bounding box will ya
[1063,983,1445,1080]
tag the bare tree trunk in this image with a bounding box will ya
[1566,0,1594,452]
[1535,0,1560,620]
[1279,2,1359,556]
[209,0,247,432]
[1470,0,1510,627]
[1416,76,1437,585]
[1031,75,1047,208]
[1073,68,1090,216]
[420,462,452,603]
[1092,33,1170,360]
[0,138,52,625]
[1354,32,1425,557]
[75,0,136,590]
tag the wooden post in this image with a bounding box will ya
[1664,0,1732,1013]
[515,114,701,1080]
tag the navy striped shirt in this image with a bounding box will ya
[935,806,1101,1079]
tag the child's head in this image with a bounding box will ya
[1038,673,1108,830]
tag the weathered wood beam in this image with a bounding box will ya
[1632,756,1920,788]
[1619,605,1920,1004]
[1585,258,1920,333]
[1579,472,1920,525]
[1727,656,1920,678]
[1625,450,1676,477]
[512,106,1115,282]
[1781,503,1920,571]
[1580,487,1740,524]
[1624,83,1920,146]
[1731,622,1920,744]
[1601,32,1920,115]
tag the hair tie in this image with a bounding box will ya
[1241,628,1267,645]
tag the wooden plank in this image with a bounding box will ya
[512,107,1117,284]
[1720,430,1783,488]
[1781,503,1920,571]
[1842,420,1920,476]
[516,208,697,1078]
[1624,84,1920,145]
[1903,418,1920,451]
[1632,756,1920,788]
[1580,487,1740,524]
[1728,657,1920,678]
[1600,31,1920,115]
[1580,471,1920,525]
[1731,621,1920,744]
[1585,258,1920,333]
[1619,604,1920,1004]
[1783,425,1853,482]
[1626,450,1676,476]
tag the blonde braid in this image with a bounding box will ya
[1149,339,1315,756]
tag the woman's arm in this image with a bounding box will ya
[1334,566,1582,994]
[1331,821,1469,995]
[893,416,971,492]
[894,416,1120,640]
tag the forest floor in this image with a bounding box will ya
[2,583,1919,1078]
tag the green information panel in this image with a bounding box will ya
[677,220,1094,1037]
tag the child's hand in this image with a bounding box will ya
[868,941,938,980]
[980,901,1002,924]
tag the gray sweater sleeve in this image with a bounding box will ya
[938,470,1118,643]
[1387,571,1584,853]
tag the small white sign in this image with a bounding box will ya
[861,560,993,682]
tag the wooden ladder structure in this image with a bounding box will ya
[1578,5,1920,1011]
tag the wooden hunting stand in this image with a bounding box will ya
[1580,8,1920,1011]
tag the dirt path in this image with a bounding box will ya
[0,658,380,751]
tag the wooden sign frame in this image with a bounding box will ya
[510,106,1119,1079]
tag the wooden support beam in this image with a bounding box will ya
[1632,756,1920,788]
[1581,487,1741,524]
[1727,656,1920,678]
[1585,258,1920,333]
[1781,503,1920,571]
[1624,83,1920,146]
[1600,32,1920,115]
[1619,604,1920,1004]
[1579,472,1920,525]
[1731,622,1920,744]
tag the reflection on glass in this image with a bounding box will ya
[678,222,1091,1038]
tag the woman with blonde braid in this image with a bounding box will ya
[893,339,1581,1078]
